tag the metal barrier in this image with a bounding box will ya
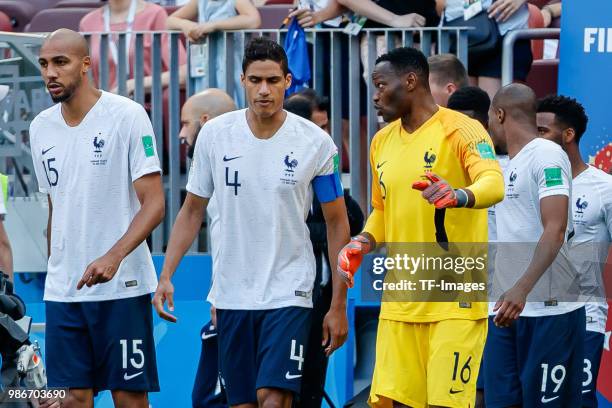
[501,28,561,86]
[0,27,470,257]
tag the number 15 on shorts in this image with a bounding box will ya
[121,339,145,381]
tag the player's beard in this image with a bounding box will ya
[50,76,81,103]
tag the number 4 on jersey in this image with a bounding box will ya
[225,167,241,196]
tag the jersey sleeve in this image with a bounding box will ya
[363,133,385,243]
[127,103,162,182]
[186,123,214,199]
[312,136,343,203]
[29,120,50,194]
[534,146,571,200]
[452,119,502,180]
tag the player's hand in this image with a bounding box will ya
[38,396,61,408]
[337,235,372,288]
[288,8,317,28]
[390,13,426,28]
[412,172,467,209]
[152,277,177,323]
[492,285,527,327]
[488,0,526,22]
[210,305,217,327]
[322,306,348,356]
[77,251,122,289]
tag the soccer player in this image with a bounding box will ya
[337,47,504,408]
[153,37,350,408]
[179,88,236,408]
[537,95,610,407]
[483,84,585,407]
[447,86,491,130]
[30,29,164,407]
[428,53,469,107]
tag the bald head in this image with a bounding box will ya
[491,83,537,121]
[179,89,236,157]
[184,88,236,121]
[42,29,89,58]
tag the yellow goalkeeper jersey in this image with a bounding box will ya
[364,107,502,322]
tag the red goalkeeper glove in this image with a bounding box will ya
[337,235,372,288]
[412,172,469,209]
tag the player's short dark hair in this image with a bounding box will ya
[292,88,329,112]
[242,37,288,75]
[284,95,313,120]
[428,54,468,88]
[376,47,429,81]
[448,86,491,124]
[537,95,589,143]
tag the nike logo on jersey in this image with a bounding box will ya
[202,332,217,340]
[376,161,387,169]
[42,146,55,155]
[449,388,463,394]
[541,395,559,403]
[285,371,302,380]
[223,155,242,162]
[124,371,143,381]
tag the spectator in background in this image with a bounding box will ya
[447,85,491,128]
[442,0,532,100]
[80,0,187,95]
[428,53,468,107]
[167,0,261,106]
[288,88,329,132]
[541,1,561,28]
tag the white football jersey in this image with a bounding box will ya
[493,138,581,317]
[187,109,340,310]
[570,166,612,333]
[29,91,161,302]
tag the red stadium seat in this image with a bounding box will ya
[258,5,291,29]
[0,1,37,32]
[528,4,545,59]
[54,0,103,8]
[525,59,558,98]
[0,10,11,32]
[25,7,92,32]
[164,6,181,17]
[528,0,549,8]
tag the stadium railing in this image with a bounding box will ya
[501,27,561,86]
[0,27,470,260]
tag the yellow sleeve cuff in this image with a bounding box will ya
[467,169,505,209]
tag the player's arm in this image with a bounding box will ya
[46,196,52,261]
[320,196,350,355]
[493,195,568,326]
[77,173,165,289]
[153,192,209,322]
[412,125,504,209]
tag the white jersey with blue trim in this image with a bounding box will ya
[29,91,161,302]
[492,138,581,317]
[187,109,341,310]
[570,166,612,334]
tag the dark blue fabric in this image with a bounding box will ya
[283,17,311,96]
[582,330,605,408]
[192,320,227,408]
[483,307,585,408]
[216,307,312,405]
[45,294,159,393]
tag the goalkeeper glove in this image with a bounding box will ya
[337,235,372,288]
[412,172,469,209]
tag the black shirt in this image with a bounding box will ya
[363,0,440,28]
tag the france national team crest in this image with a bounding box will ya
[574,195,588,226]
[506,170,519,199]
[281,152,299,185]
[423,148,436,169]
[91,133,107,165]
[509,171,517,186]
